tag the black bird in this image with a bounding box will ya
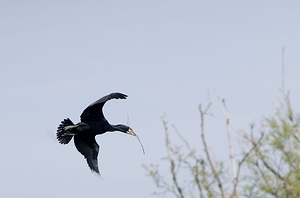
[56,92,136,174]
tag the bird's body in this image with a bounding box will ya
[56,92,136,174]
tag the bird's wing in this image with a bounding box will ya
[80,92,128,122]
[74,135,100,174]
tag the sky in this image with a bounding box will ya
[1,1,300,197]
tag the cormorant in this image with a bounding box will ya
[56,92,138,175]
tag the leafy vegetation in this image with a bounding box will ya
[144,89,300,198]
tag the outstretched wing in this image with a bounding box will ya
[74,135,100,174]
[80,92,128,122]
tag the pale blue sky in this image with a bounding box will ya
[1,1,300,197]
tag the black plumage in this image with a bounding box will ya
[56,92,136,174]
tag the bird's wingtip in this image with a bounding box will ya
[112,92,128,99]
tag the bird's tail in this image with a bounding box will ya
[57,118,76,144]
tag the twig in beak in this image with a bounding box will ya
[135,134,145,155]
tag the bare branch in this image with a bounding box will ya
[255,160,279,196]
[172,124,192,151]
[261,157,284,181]
[251,136,285,182]
[199,103,226,198]
[162,115,185,198]
[234,131,265,197]
[281,46,285,91]
[194,160,206,198]
[222,99,237,197]
[279,46,293,122]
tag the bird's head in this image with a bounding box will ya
[114,124,136,136]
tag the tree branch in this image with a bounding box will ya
[221,99,237,197]
[199,103,226,198]
[162,115,185,198]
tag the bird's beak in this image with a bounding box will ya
[127,128,136,136]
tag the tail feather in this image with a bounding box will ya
[57,118,75,144]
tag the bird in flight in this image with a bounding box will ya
[56,92,143,175]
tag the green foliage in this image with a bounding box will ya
[144,91,300,198]
[243,92,300,197]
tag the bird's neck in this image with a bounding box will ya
[106,124,120,132]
